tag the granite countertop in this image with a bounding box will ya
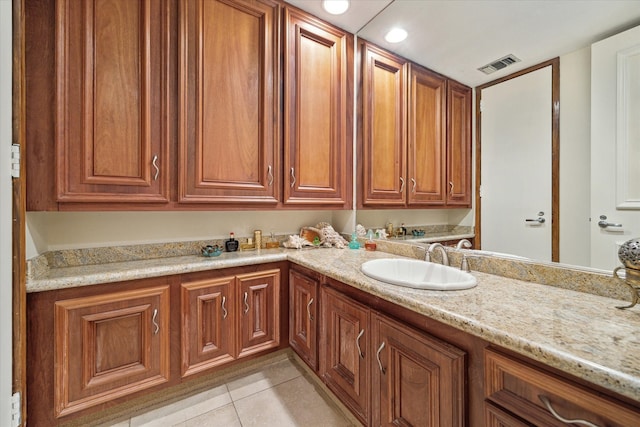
[27,247,640,404]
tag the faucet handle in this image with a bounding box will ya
[460,254,479,272]
[456,239,472,250]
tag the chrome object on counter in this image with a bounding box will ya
[613,237,640,309]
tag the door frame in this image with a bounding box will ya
[12,0,27,424]
[475,58,560,262]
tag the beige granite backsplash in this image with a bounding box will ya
[375,239,630,302]
[27,233,630,303]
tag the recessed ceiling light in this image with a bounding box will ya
[385,28,408,43]
[322,0,349,15]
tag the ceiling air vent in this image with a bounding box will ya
[478,54,521,75]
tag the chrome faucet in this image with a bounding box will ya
[426,242,449,266]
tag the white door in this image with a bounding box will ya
[0,0,14,424]
[591,25,640,271]
[480,66,553,261]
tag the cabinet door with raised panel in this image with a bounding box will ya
[181,276,235,378]
[237,269,280,358]
[372,313,466,427]
[56,0,169,204]
[289,268,319,370]
[54,286,170,418]
[320,286,370,425]
[283,7,353,208]
[407,64,447,206]
[360,41,407,207]
[179,0,280,205]
[446,80,472,206]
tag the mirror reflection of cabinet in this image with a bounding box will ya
[359,41,471,209]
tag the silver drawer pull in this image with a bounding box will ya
[538,395,600,427]
[267,165,273,187]
[152,155,159,181]
[449,181,454,195]
[290,168,296,188]
[243,291,249,314]
[152,308,159,334]
[411,178,416,193]
[399,177,405,192]
[356,329,364,359]
[306,298,314,321]
[221,296,228,319]
[376,341,386,374]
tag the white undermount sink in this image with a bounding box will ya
[360,258,477,291]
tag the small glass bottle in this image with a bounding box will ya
[348,232,360,249]
[364,229,377,251]
[225,232,239,252]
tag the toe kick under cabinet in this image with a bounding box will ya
[27,262,287,426]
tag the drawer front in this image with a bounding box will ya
[485,348,640,427]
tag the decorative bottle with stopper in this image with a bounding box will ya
[225,232,239,252]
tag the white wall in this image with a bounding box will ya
[26,210,338,256]
[1,0,14,424]
[559,47,591,266]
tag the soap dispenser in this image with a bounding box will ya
[225,232,239,252]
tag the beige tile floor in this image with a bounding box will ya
[102,358,357,427]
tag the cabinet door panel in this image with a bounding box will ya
[179,0,279,204]
[237,269,280,357]
[408,64,447,206]
[289,268,318,370]
[361,42,407,206]
[54,286,170,417]
[446,80,472,206]
[372,314,465,427]
[485,348,640,427]
[56,0,169,203]
[181,277,235,377]
[283,8,352,207]
[320,286,369,425]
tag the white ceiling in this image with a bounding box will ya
[285,0,640,87]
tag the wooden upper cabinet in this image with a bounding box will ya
[446,80,472,207]
[178,0,280,205]
[283,7,353,208]
[55,0,169,203]
[407,64,447,206]
[360,41,408,207]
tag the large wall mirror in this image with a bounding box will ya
[287,0,640,272]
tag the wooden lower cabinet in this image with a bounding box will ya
[181,276,236,377]
[28,263,286,425]
[181,269,281,376]
[320,285,370,425]
[485,348,640,427]
[289,267,319,370]
[319,284,467,427]
[54,285,171,418]
[371,313,466,427]
[237,269,281,358]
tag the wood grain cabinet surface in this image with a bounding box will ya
[54,285,171,418]
[485,347,640,427]
[288,267,319,370]
[52,0,171,205]
[178,0,280,205]
[371,313,466,427]
[320,285,370,425]
[359,41,472,209]
[283,7,353,208]
[181,269,281,377]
